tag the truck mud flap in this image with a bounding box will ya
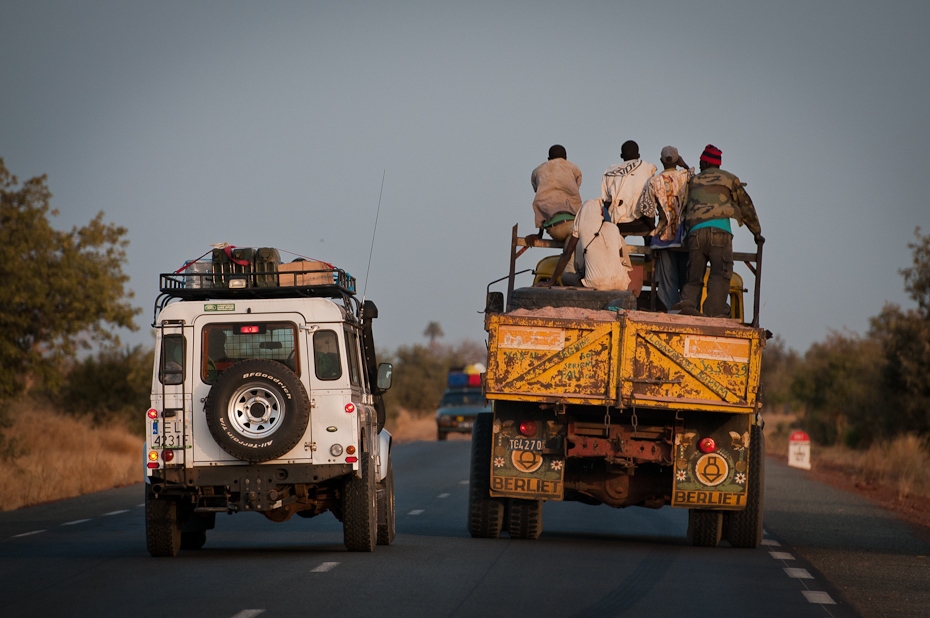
[489,407,564,501]
[671,414,753,509]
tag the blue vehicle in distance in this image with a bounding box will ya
[436,365,491,441]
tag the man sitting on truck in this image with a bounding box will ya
[675,144,763,317]
[528,144,583,243]
[601,140,657,238]
[539,199,632,291]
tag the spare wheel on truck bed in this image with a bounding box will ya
[508,287,636,311]
[204,359,311,463]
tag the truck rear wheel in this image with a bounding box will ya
[726,425,765,548]
[688,509,723,547]
[145,490,181,557]
[344,453,378,552]
[377,453,396,546]
[507,499,543,540]
[204,359,311,464]
[467,412,505,538]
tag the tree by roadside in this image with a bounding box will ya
[381,339,485,417]
[0,158,141,456]
[763,227,930,448]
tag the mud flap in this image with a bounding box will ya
[672,414,753,509]
[489,407,565,501]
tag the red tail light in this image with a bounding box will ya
[519,420,538,437]
[162,449,175,462]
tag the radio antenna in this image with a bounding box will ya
[362,169,385,303]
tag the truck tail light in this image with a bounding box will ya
[518,420,538,437]
[147,408,159,419]
[162,449,175,462]
[698,437,716,453]
[345,403,356,414]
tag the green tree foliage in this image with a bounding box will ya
[55,345,154,434]
[0,158,141,400]
[423,321,445,346]
[764,227,930,447]
[868,228,930,438]
[788,331,885,446]
[382,340,485,416]
[760,335,800,412]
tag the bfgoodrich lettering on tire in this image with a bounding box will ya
[204,359,311,463]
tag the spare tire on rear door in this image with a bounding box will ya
[204,359,311,463]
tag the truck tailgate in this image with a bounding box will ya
[485,309,764,413]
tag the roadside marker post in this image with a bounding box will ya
[788,430,811,470]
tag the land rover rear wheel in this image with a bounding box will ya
[204,359,311,463]
[376,453,396,546]
[344,453,378,552]
[145,490,181,557]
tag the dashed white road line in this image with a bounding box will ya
[61,519,91,526]
[766,533,839,609]
[438,493,450,499]
[230,611,265,618]
[103,510,129,516]
[311,562,340,573]
[12,530,45,538]
[408,509,425,515]
[459,480,469,485]
[802,591,837,605]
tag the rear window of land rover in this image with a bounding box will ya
[201,322,298,383]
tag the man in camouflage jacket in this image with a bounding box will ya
[677,144,763,317]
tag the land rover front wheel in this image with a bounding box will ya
[204,359,311,463]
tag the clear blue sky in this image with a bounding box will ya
[2,1,928,354]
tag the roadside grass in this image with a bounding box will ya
[386,408,442,443]
[0,402,140,512]
[765,412,930,499]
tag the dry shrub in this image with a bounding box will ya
[386,408,439,443]
[0,403,140,512]
[817,434,930,499]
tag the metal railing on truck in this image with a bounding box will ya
[504,223,764,327]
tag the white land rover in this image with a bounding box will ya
[145,258,394,556]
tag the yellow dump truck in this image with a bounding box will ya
[467,226,768,547]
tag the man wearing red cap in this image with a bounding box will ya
[675,144,763,317]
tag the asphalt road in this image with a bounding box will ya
[1,441,926,618]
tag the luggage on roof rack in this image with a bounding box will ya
[160,248,355,300]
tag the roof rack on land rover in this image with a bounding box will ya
[157,266,357,301]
